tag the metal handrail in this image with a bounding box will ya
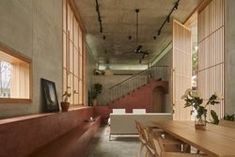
[107,66,171,104]
[109,65,169,90]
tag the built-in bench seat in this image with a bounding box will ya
[0,107,101,157]
[29,117,101,157]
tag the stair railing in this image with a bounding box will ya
[109,66,170,103]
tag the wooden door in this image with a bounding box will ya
[172,20,192,121]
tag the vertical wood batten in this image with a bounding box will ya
[173,20,192,121]
[198,0,225,118]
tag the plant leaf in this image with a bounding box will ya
[211,110,219,125]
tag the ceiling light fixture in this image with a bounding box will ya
[156,0,180,37]
[95,0,103,33]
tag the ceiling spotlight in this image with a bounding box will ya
[153,36,157,40]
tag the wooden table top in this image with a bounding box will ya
[151,120,235,157]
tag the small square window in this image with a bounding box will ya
[0,47,31,102]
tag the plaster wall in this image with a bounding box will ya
[225,0,235,114]
[0,0,63,118]
[94,75,132,105]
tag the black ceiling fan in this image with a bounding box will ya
[132,9,150,64]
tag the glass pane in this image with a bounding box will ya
[74,20,78,49]
[74,50,78,76]
[63,32,67,68]
[0,61,12,98]
[68,6,73,39]
[74,77,78,104]
[79,27,83,55]
[69,42,73,73]
[79,55,83,79]
[63,68,67,93]
[79,80,83,104]
[68,73,73,104]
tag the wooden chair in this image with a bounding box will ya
[135,121,149,157]
[135,121,166,157]
[149,129,208,157]
[144,127,182,157]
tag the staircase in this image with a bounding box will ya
[108,79,168,112]
[108,66,171,108]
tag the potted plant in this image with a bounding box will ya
[181,89,220,130]
[224,114,235,121]
[91,83,102,106]
[61,91,71,112]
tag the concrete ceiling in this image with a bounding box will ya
[75,0,200,64]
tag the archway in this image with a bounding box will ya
[152,86,166,113]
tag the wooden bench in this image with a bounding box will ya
[0,107,101,157]
[29,117,101,157]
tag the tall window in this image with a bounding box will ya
[0,48,31,102]
[63,0,84,105]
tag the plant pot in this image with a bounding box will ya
[195,117,206,130]
[92,99,97,106]
[61,102,70,112]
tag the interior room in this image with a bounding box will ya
[0,0,235,157]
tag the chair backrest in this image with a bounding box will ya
[112,109,126,114]
[135,121,148,142]
[133,109,146,114]
[144,127,164,156]
[152,131,164,156]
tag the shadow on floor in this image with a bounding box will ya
[87,126,139,157]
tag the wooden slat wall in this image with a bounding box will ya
[173,20,192,121]
[11,62,30,98]
[198,0,224,118]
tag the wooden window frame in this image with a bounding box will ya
[63,0,85,106]
[0,42,32,104]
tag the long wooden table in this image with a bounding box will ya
[151,121,235,157]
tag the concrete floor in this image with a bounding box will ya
[88,126,140,157]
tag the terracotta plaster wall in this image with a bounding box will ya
[109,80,169,113]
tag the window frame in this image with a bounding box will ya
[0,42,32,104]
[63,0,85,106]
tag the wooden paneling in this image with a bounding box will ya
[173,20,192,121]
[11,62,30,99]
[198,0,224,118]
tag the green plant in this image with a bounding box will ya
[91,83,103,99]
[224,114,235,121]
[62,91,71,102]
[182,89,220,124]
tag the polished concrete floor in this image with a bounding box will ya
[88,126,140,157]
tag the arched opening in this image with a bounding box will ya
[152,86,166,113]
